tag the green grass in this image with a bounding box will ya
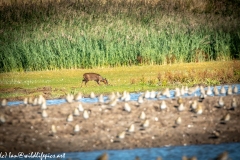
[0,0,240,72]
[0,61,240,100]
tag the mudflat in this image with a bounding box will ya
[0,94,240,155]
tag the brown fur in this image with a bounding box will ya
[81,73,108,86]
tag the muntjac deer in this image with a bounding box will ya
[81,73,108,86]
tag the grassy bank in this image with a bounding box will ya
[0,61,240,100]
[1,0,240,72]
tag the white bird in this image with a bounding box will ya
[191,100,198,110]
[160,100,167,110]
[233,85,238,94]
[142,119,150,128]
[174,88,181,97]
[220,86,226,94]
[194,104,203,115]
[67,114,74,122]
[128,124,135,133]
[83,110,89,119]
[124,92,131,101]
[139,111,146,120]
[231,98,237,110]
[117,131,125,139]
[178,103,185,112]
[73,108,80,116]
[41,100,47,110]
[78,103,84,112]
[221,113,230,124]
[108,92,116,101]
[213,86,219,96]
[124,103,131,112]
[1,99,7,107]
[51,125,57,135]
[74,92,82,101]
[90,92,96,99]
[98,94,104,103]
[23,97,28,106]
[74,124,80,133]
[0,114,6,123]
[218,97,224,108]
[37,95,45,105]
[66,94,74,103]
[137,95,144,105]
[109,98,118,107]
[150,90,156,99]
[144,90,150,99]
[42,110,48,118]
[163,88,171,98]
[206,86,212,96]
[175,117,182,126]
[180,86,185,96]
[32,97,38,106]
[227,85,232,95]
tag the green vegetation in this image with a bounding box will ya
[1,0,240,72]
[0,61,239,100]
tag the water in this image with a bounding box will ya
[61,142,240,160]
[6,84,240,106]
[3,143,239,160]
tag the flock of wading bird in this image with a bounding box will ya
[0,84,239,160]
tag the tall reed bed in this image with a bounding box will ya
[0,0,240,72]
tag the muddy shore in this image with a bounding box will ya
[0,94,240,155]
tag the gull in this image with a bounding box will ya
[191,100,198,110]
[0,114,6,123]
[78,103,84,112]
[67,114,74,122]
[51,125,57,135]
[117,131,125,139]
[213,86,219,96]
[231,98,237,110]
[174,88,181,97]
[109,98,118,108]
[108,92,116,101]
[175,117,182,126]
[41,100,47,110]
[83,110,90,119]
[23,97,28,106]
[137,95,144,105]
[42,110,48,118]
[180,86,185,96]
[98,94,104,103]
[33,97,38,106]
[150,90,156,99]
[128,124,135,133]
[160,100,167,110]
[90,92,96,99]
[218,97,224,108]
[139,111,146,120]
[194,104,203,115]
[227,85,232,95]
[1,99,7,107]
[178,103,185,112]
[124,92,131,101]
[74,124,80,133]
[221,113,230,124]
[66,94,74,103]
[124,103,131,112]
[74,92,82,101]
[73,108,80,116]
[233,85,238,94]
[142,119,150,128]
[220,86,226,94]
[206,86,212,96]
[144,90,150,99]
[38,95,45,105]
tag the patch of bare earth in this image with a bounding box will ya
[0,95,240,154]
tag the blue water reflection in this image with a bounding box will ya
[7,84,240,106]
